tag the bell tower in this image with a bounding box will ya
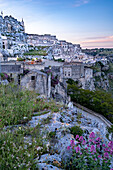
[21,18,25,32]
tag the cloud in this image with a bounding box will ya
[81,35,113,44]
[74,0,90,7]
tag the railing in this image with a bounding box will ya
[73,102,112,127]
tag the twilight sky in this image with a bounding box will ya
[0,0,113,48]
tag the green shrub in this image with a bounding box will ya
[67,83,113,123]
[0,126,47,169]
[48,131,56,138]
[0,83,37,128]
[70,125,83,137]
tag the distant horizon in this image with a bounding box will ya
[0,0,113,49]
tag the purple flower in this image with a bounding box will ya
[71,140,75,147]
[98,155,101,158]
[76,146,81,153]
[75,135,79,140]
[104,148,110,152]
[108,141,113,148]
[67,146,70,150]
[97,144,100,148]
[82,140,86,145]
[96,137,101,142]
[79,136,83,142]
[104,152,109,159]
[90,145,96,152]
[102,144,106,147]
[89,132,95,138]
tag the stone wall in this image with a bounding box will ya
[21,70,51,97]
[1,63,23,73]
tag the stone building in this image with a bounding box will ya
[27,34,58,47]
[21,70,51,97]
[62,62,85,80]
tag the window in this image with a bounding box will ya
[64,71,67,76]
[31,76,35,80]
[68,72,70,76]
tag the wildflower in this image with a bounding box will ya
[102,144,106,147]
[70,140,75,147]
[108,141,113,148]
[90,145,96,152]
[104,152,109,159]
[80,152,82,155]
[82,140,86,145]
[75,135,79,140]
[98,155,101,158]
[85,147,88,150]
[19,127,21,130]
[104,148,109,152]
[67,146,70,150]
[89,132,95,138]
[94,158,96,161]
[96,137,101,142]
[97,144,100,148]
[79,136,83,142]
[75,146,80,153]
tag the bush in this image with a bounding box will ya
[0,83,37,128]
[67,83,113,123]
[63,132,113,170]
[70,125,83,138]
[48,131,56,138]
[0,126,47,169]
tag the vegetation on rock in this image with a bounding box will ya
[67,79,113,123]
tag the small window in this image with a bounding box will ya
[68,72,70,76]
[64,71,67,76]
[31,76,35,80]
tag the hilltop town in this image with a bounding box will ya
[0,13,113,170]
[1,13,113,98]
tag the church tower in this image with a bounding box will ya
[21,18,25,32]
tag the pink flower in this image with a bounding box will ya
[96,137,101,142]
[94,158,96,161]
[89,139,93,142]
[75,135,79,140]
[79,136,83,142]
[67,146,70,150]
[98,155,101,158]
[90,145,96,152]
[80,152,82,155]
[85,147,88,150]
[89,132,95,138]
[76,146,80,153]
[97,144,100,148]
[87,144,90,147]
[70,140,75,146]
[108,141,113,148]
[82,140,86,145]
[104,152,109,159]
[104,148,109,152]
[102,144,106,147]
